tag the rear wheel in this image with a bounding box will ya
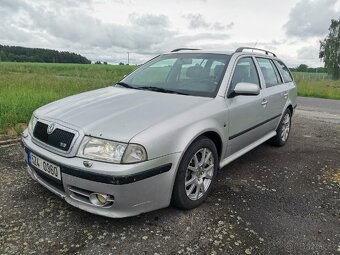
[172,137,218,210]
[271,109,292,146]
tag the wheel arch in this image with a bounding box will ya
[170,130,223,207]
[169,126,225,191]
[193,131,223,161]
[286,104,293,115]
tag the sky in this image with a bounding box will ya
[0,0,339,67]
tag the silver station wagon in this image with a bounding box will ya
[22,47,297,218]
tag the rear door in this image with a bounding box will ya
[255,58,288,131]
[226,56,269,155]
[273,59,296,105]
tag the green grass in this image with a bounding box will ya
[292,71,331,81]
[292,72,340,100]
[0,62,136,135]
[295,79,340,100]
[0,62,339,136]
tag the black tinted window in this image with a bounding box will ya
[274,60,293,82]
[230,57,260,91]
[256,58,281,87]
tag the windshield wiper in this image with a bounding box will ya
[116,82,136,89]
[137,86,189,95]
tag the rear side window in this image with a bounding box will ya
[274,60,293,82]
[230,57,260,92]
[256,58,281,87]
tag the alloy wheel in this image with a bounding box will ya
[281,113,290,142]
[185,148,215,200]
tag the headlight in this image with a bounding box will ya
[77,137,127,163]
[77,136,147,164]
[28,115,37,136]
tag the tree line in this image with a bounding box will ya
[290,64,326,73]
[0,45,91,64]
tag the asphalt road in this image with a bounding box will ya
[1,100,339,255]
[297,96,340,115]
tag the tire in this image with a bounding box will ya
[271,108,292,147]
[172,136,218,210]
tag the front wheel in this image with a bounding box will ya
[172,137,218,210]
[271,109,292,146]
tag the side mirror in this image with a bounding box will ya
[233,82,260,96]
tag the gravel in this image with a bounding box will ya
[0,109,339,255]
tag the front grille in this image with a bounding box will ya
[35,169,65,192]
[33,122,75,151]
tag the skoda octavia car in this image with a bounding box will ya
[22,47,297,218]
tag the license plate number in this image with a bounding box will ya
[28,152,61,180]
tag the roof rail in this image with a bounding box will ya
[171,48,201,52]
[235,47,277,57]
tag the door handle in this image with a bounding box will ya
[261,99,268,106]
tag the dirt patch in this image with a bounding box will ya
[330,171,340,185]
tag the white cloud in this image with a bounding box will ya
[284,0,340,38]
[184,13,233,31]
[0,0,337,66]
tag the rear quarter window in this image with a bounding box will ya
[274,60,293,83]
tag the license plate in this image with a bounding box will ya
[28,152,61,181]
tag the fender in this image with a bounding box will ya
[276,83,297,129]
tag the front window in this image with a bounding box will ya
[230,57,260,92]
[120,53,231,97]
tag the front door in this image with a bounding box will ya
[226,56,269,155]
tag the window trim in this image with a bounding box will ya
[270,59,283,85]
[226,56,262,98]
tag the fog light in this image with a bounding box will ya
[96,194,108,204]
[89,193,113,207]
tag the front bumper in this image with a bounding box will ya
[22,131,181,218]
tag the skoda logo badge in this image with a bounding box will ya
[47,123,55,135]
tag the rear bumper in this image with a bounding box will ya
[21,130,181,218]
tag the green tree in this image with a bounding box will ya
[296,64,308,72]
[319,19,340,79]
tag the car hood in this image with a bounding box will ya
[35,86,211,142]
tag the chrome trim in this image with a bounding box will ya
[47,122,56,135]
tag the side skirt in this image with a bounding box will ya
[219,131,276,169]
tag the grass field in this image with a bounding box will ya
[294,79,340,100]
[0,62,339,136]
[291,72,340,100]
[0,62,136,136]
[292,72,331,81]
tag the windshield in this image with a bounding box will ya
[120,53,231,97]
